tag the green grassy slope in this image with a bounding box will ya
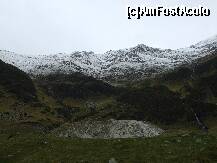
[0,120,217,163]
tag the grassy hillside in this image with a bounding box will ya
[0,59,64,128]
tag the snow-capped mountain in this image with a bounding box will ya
[0,35,217,80]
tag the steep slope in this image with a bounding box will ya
[0,59,66,125]
[0,59,36,102]
[0,35,217,81]
[128,51,217,124]
[161,50,217,102]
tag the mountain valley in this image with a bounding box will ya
[1,36,217,162]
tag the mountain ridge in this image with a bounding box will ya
[0,35,217,80]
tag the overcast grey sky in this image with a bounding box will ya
[0,0,217,55]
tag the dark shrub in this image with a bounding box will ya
[37,73,115,99]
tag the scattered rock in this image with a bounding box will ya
[52,119,163,139]
[109,158,118,163]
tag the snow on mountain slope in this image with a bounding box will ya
[0,50,102,77]
[0,35,217,80]
[100,35,217,79]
